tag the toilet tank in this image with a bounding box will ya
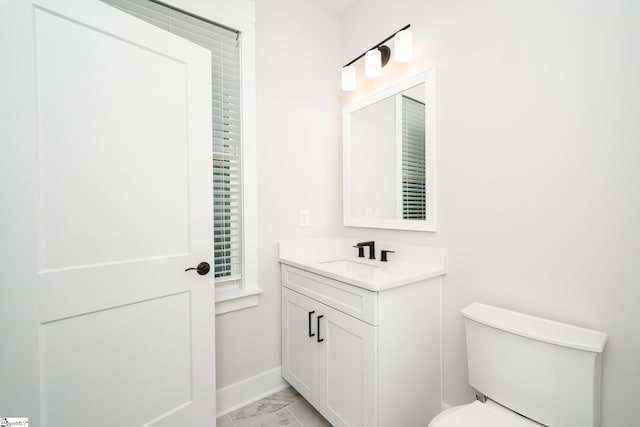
[461,303,607,427]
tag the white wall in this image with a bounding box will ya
[214,0,343,388]
[340,0,640,425]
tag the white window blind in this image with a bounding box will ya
[401,95,426,220]
[106,0,243,285]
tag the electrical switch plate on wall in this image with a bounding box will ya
[299,209,310,226]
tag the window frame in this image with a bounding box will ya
[208,7,260,315]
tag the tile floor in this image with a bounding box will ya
[216,387,332,427]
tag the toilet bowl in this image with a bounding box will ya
[428,302,607,427]
[428,399,542,427]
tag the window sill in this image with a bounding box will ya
[215,287,263,315]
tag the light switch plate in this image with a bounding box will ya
[299,209,310,226]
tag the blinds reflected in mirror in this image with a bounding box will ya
[105,0,242,285]
[401,95,426,220]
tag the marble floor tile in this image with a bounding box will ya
[232,408,302,427]
[216,415,234,427]
[231,412,271,427]
[229,387,302,422]
[287,399,331,427]
[221,386,329,427]
[262,409,302,427]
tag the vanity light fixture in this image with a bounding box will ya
[394,28,413,62]
[364,48,383,77]
[341,65,357,91]
[341,24,412,91]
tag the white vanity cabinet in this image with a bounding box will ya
[281,264,442,427]
[282,286,377,427]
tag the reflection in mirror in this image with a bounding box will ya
[343,70,436,231]
[401,86,426,220]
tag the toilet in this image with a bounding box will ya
[430,302,607,427]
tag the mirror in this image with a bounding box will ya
[343,70,436,231]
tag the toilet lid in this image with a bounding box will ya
[429,400,543,427]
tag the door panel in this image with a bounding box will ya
[41,293,192,426]
[1,0,215,425]
[282,288,319,404]
[320,305,377,427]
[36,6,190,270]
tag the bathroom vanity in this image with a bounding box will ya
[279,238,446,427]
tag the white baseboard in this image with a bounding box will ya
[216,367,289,417]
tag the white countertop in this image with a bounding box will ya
[279,238,447,292]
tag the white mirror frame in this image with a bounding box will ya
[343,69,437,231]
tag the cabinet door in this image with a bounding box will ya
[282,288,320,405]
[319,304,378,427]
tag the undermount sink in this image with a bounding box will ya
[319,259,379,272]
[279,238,447,291]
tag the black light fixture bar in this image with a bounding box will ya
[343,24,411,68]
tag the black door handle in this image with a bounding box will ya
[185,262,210,276]
[317,315,324,343]
[308,311,315,337]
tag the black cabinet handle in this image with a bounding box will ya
[308,311,315,337]
[317,315,324,343]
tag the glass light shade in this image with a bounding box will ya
[394,29,413,62]
[364,49,382,78]
[341,66,357,91]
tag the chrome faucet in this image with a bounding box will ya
[355,241,375,260]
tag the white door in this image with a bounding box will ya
[282,288,320,405]
[320,305,377,427]
[0,0,215,426]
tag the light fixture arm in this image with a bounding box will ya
[343,24,411,68]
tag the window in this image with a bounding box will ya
[107,0,260,313]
